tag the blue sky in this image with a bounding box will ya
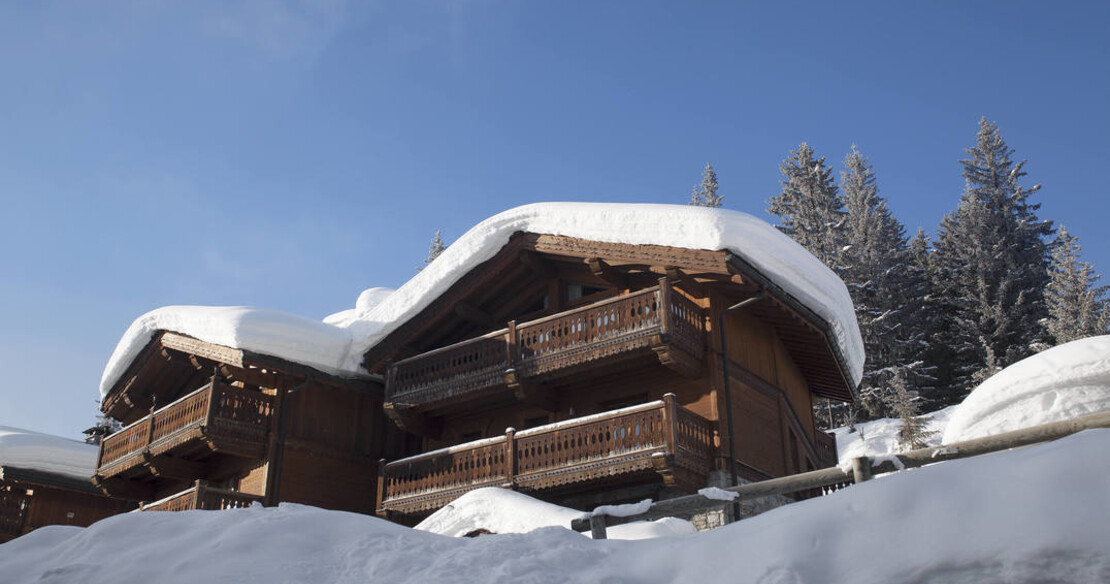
[2,1,1107,439]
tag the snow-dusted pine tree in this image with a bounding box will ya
[421,230,446,270]
[767,143,846,269]
[887,371,935,451]
[905,227,942,406]
[689,163,723,207]
[1045,225,1109,344]
[929,118,1053,404]
[838,146,923,420]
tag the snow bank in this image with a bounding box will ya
[99,306,361,398]
[0,426,98,481]
[415,487,695,540]
[4,430,1108,583]
[943,335,1110,443]
[832,406,955,462]
[344,203,863,386]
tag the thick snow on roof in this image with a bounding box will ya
[4,429,1108,582]
[322,287,396,327]
[415,487,695,540]
[346,203,864,384]
[100,203,863,401]
[99,306,360,399]
[943,335,1110,443]
[0,426,98,481]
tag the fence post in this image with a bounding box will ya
[505,427,517,489]
[851,456,872,483]
[589,513,608,540]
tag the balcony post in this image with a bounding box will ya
[504,427,517,489]
[658,277,672,337]
[204,370,221,427]
[376,458,388,517]
[662,393,679,455]
[194,479,207,510]
[145,401,156,450]
[506,320,518,368]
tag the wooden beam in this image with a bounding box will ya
[455,301,497,330]
[587,257,629,289]
[91,475,154,501]
[383,403,442,439]
[505,373,557,411]
[518,249,558,279]
[141,453,206,481]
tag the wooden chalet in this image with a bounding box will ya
[368,226,857,523]
[0,429,133,543]
[95,331,409,514]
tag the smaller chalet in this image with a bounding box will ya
[361,203,864,522]
[95,307,409,513]
[0,426,132,543]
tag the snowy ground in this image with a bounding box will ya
[831,406,955,463]
[3,429,1108,583]
[415,488,695,540]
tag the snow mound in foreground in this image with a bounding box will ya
[415,487,695,540]
[0,426,98,481]
[943,335,1110,443]
[832,406,955,462]
[100,306,362,398]
[4,430,1109,583]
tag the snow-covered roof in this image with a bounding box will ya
[99,306,362,399]
[346,203,864,385]
[942,335,1110,443]
[100,203,864,400]
[0,426,99,482]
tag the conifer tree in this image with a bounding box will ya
[689,163,723,207]
[420,230,446,271]
[930,118,1053,403]
[768,143,846,269]
[1045,225,1109,344]
[838,146,921,420]
[887,371,935,451]
[905,228,942,406]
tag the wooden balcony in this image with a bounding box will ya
[385,279,706,411]
[96,382,273,481]
[139,480,262,512]
[377,394,717,518]
[0,488,29,543]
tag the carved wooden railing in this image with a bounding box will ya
[97,382,273,477]
[386,279,706,406]
[139,480,263,512]
[377,394,717,516]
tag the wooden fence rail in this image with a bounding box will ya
[573,409,1110,538]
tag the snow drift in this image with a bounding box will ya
[415,487,695,540]
[4,430,1108,583]
[0,426,98,481]
[944,335,1110,443]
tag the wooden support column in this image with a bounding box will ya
[376,458,388,517]
[504,427,517,489]
[851,457,872,484]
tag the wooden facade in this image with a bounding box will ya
[370,232,854,521]
[0,466,133,543]
[95,332,410,515]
